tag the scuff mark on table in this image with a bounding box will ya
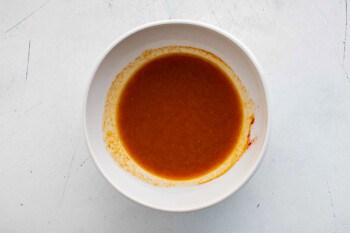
[58,154,76,208]
[0,102,43,128]
[25,40,31,80]
[326,179,337,229]
[219,0,239,30]
[79,157,89,168]
[5,0,50,33]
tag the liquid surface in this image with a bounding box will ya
[117,53,243,180]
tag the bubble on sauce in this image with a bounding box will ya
[103,46,255,187]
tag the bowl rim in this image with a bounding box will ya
[83,19,270,212]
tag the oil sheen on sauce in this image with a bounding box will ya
[116,53,244,180]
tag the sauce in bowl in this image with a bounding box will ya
[103,46,254,186]
[118,53,243,180]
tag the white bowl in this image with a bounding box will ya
[84,20,269,212]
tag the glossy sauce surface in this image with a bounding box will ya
[117,54,243,180]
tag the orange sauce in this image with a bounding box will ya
[117,53,243,180]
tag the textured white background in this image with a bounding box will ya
[1,0,350,232]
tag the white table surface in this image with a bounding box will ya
[1,0,350,232]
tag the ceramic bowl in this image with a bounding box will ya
[84,20,269,212]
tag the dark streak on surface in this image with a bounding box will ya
[63,157,74,194]
[0,102,42,128]
[341,63,350,82]
[16,102,42,118]
[326,180,337,227]
[58,154,75,208]
[257,204,260,208]
[163,0,174,19]
[220,0,238,29]
[195,6,213,20]
[105,0,113,8]
[80,158,89,167]
[345,70,350,82]
[265,0,269,8]
[314,3,341,37]
[210,8,222,28]
[57,141,80,210]
[5,0,50,33]
[25,40,31,80]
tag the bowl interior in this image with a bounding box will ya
[85,22,268,211]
